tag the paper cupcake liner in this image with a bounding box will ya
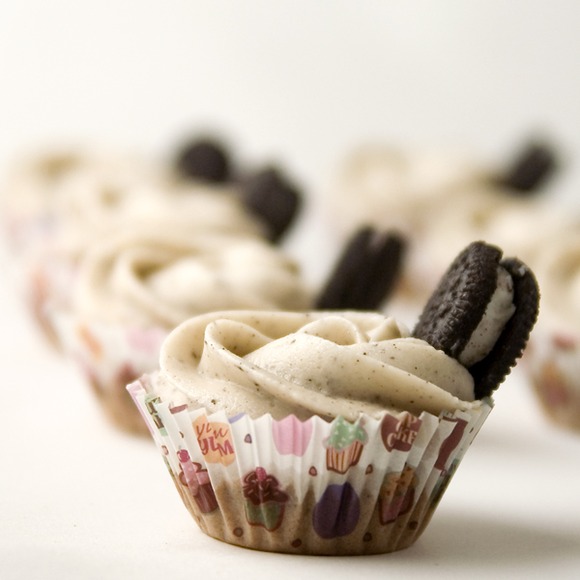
[54,313,167,435]
[526,329,580,432]
[128,375,492,555]
[24,254,77,349]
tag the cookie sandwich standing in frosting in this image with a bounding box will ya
[128,240,539,555]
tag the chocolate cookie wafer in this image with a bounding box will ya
[239,166,302,243]
[315,226,406,310]
[496,140,558,194]
[175,137,232,183]
[413,241,539,397]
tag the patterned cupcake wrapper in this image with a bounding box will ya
[128,374,492,555]
[53,312,167,434]
[526,328,580,431]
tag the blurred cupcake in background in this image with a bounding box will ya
[324,139,560,305]
[7,133,304,347]
[524,230,580,432]
[54,224,312,435]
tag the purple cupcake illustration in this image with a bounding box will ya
[312,482,361,539]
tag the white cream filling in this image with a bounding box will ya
[459,266,515,367]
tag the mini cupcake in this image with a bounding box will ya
[26,178,268,346]
[523,230,580,431]
[325,140,558,304]
[56,225,312,435]
[8,135,303,348]
[128,241,539,554]
[1,145,162,259]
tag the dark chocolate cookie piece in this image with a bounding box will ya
[239,166,301,243]
[470,257,540,398]
[175,137,231,183]
[496,140,558,194]
[315,226,406,310]
[413,241,502,359]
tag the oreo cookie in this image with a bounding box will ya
[496,140,558,194]
[315,226,406,310]
[175,137,232,183]
[413,241,539,398]
[239,166,302,243]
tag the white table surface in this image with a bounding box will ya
[2,2,580,578]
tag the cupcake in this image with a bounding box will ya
[128,241,539,554]
[523,230,580,431]
[8,134,304,347]
[56,225,312,435]
[1,145,162,259]
[325,140,558,304]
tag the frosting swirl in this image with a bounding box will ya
[328,145,487,235]
[74,232,311,329]
[155,311,480,421]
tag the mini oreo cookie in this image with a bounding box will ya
[315,226,406,310]
[175,137,231,183]
[413,241,539,398]
[239,166,301,242]
[496,140,558,194]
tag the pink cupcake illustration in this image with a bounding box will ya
[271,415,313,456]
[177,449,218,514]
[242,467,289,531]
[324,416,368,474]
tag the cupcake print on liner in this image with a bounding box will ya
[129,388,490,554]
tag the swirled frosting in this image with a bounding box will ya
[328,144,487,235]
[73,231,311,329]
[3,147,266,261]
[51,181,264,262]
[2,147,161,221]
[154,310,480,421]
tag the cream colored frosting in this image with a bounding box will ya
[328,144,488,235]
[50,182,264,262]
[154,310,480,421]
[3,147,266,263]
[1,147,164,256]
[2,147,161,220]
[73,231,311,329]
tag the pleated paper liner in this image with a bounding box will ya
[53,311,167,435]
[128,374,492,555]
[526,327,580,432]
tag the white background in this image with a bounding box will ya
[1,2,580,578]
